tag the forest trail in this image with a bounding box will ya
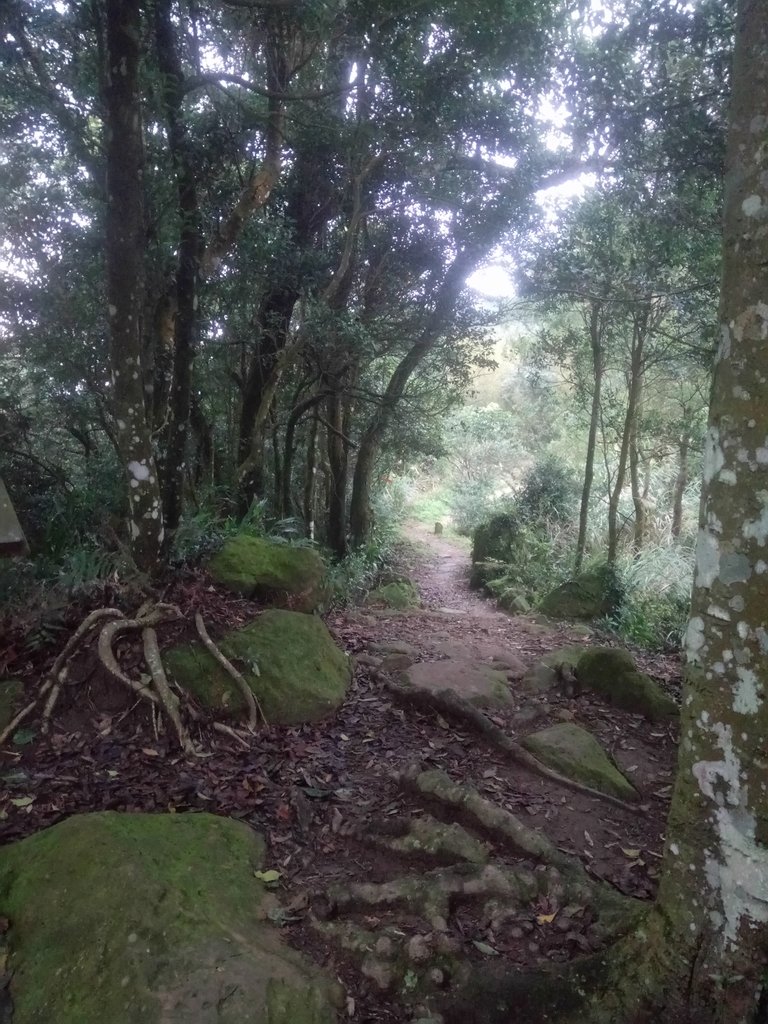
[0,529,681,1023]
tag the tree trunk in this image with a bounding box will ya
[629,379,645,553]
[574,301,604,573]
[671,435,690,539]
[155,0,202,542]
[102,0,163,572]
[303,414,319,540]
[607,315,646,564]
[325,390,348,558]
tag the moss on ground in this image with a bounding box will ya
[207,535,327,612]
[521,723,639,802]
[577,647,679,722]
[165,609,351,725]
[0,811,339,1024]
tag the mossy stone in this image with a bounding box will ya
[538,567,620,622]
[165,609,351,725]
[521,723,638,801]
[577,647,679,722]
[207,535,327,612]
[520,645,586,694]
[366,580,420,610]
[0,811,339,1024]
[0,679,23,731]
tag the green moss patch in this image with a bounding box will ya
[366,580,420,610]
[577,646,679,722]
[521,723,639,802]
[0,811,339,1024]
[207,535,327,612]
[165,609,351,725]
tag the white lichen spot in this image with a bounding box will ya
[128,460,151,482]
[116,419,126,431]
[743,491,768,545]
[703,427,725,484]
[670,843,680,855]
[742,194,763,217]
[705,805,768,949]
[717,326,732,364]
[756,560,768,574]
[685,616,707,664]
[108,304,118,317]
[738,621,750,640]
[130,520,140,540]
[695,529,720,588]
[707,605,731,622]
[719,469,737,486]
[756,447,768,465]
[733,668,762,715]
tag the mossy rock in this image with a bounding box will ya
[207,534,327,612]
[0,812,339,1024]
[521,723,638,801]
[537,566,620,622]
[520,645,586,694]
[577,647,678,722]
[0,679,23,731]
[165,609,351,725]
[402,659,511,707]
[366,580,420,610]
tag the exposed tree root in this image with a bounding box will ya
[142,627,195,754]
[378,671,642,813]
[194,612,265,728]
[2,602,265,753]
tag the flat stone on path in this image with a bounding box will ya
[402,658,511,707]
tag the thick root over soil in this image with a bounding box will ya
[1,603,265,754]
[378,670,642,812]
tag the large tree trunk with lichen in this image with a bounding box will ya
[103,0,163,572]
[448,5,768,1021]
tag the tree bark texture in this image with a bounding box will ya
[574,301,604,573]
[103,0,164,572]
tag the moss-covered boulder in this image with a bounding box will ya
[471,512,522,567]
[577,646,679,722]
[366,579,420,610]
[520,645,586,694]
[0,679,23,731]
[521,723,638,801]
[165,610,351,725]
[0,812,340,1024]
[207,535,327,612]
[537,566,620,622]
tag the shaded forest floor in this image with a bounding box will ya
[0,524,682,1022]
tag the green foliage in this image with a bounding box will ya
[516,456,579,524]
[604,544,694,650]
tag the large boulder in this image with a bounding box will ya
[577,646,678,722]
[165,610,351,725]
[207,535,327,612]
[521,723,638,801]
[538,566,620,622]
[0,812,340,1024]
[401,659,511,707]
